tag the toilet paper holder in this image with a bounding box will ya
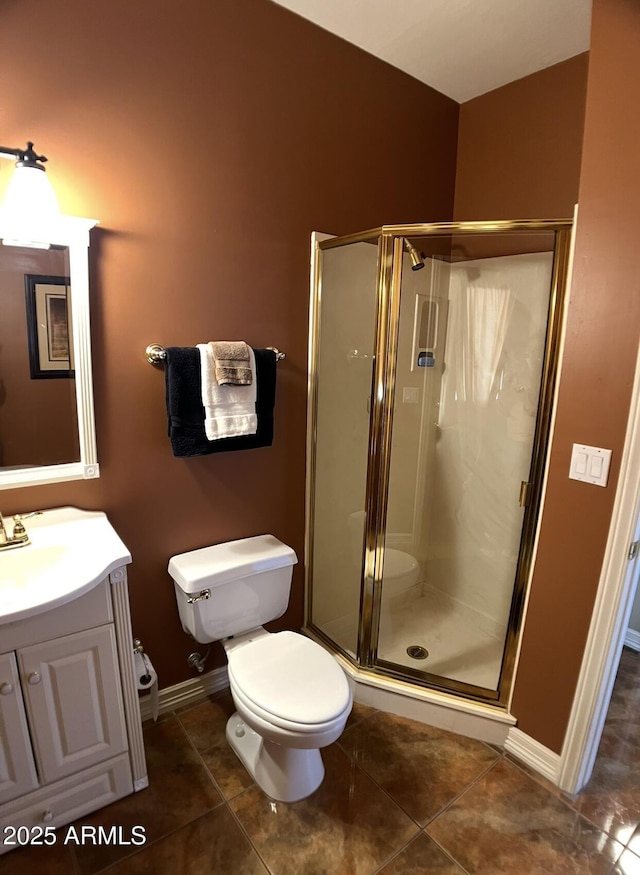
[133,638,153,687]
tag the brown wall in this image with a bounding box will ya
[0,248,78,467]
[0,0,458,687]
[511,0,640,752]
[454,54,589,221]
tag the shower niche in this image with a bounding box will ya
[305,220,572,707]
[411,293,440,371]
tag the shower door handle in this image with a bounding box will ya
[519,481,531,507]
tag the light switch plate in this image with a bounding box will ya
[569,444,612,487]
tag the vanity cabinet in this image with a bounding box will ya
[0,569,147,851]
[0,652,38,801]
[16,625,127,786]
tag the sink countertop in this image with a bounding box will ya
[0,507,131,625]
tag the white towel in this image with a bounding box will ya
[197,343,257,440]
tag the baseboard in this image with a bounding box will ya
[625,628,640,652]
[138,665,229,722]
[504,727,561,785]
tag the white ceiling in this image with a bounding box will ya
[270,0,592,103]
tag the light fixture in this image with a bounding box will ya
[0,141,60,245]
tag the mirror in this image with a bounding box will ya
[0,211,99,489]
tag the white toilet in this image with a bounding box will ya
[169,534,352,803]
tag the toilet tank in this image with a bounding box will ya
[169,535,298,644]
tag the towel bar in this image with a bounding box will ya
[145,343,286,365]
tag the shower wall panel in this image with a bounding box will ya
[386,257,448,558]
[425,252,553,635]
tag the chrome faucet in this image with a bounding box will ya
[0,512,31,551]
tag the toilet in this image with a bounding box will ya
[169,534,352,803]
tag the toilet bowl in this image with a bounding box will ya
[223,628,351,801]
[169,535,352,802]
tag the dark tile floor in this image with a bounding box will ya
[4,648,640,874]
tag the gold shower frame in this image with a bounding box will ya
[305,219,573,707]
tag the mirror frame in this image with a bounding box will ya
[0,210,99,489]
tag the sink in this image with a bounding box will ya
[0,507,131,624]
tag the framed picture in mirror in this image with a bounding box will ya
[25,273,74,378]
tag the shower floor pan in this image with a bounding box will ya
[320,588,504,691]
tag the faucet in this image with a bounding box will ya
[0,511,31,551]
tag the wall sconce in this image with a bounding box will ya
[0,141,60,246]
[0,141,59,218]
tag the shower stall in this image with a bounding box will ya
[305,220,572,707]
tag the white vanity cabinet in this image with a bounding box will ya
[16,625,127,786]
[0,567,147,851]
[0,651,38,801]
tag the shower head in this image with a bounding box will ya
[404,240,425,271]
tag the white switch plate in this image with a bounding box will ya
[569,443,612,487]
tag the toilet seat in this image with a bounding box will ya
[230,682,351,747]
[227,631,351,729]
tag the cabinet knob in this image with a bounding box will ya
[0,682,13,695]
[42,810,53,823]
[27,671,41,686]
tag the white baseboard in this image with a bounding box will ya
[504,727,561,784]
[625,628,640,652]
[138,665,229,722]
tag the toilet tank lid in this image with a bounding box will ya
[168,534,298,593]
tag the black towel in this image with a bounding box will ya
[164,346,277,457]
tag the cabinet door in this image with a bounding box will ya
[0,652,39,804]
[18,626,128,785]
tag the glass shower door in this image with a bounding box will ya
[377,232,559,697]
[309,238,379,658]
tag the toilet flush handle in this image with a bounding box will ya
[186,589,211,605]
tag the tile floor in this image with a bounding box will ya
[3,647,640,874]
